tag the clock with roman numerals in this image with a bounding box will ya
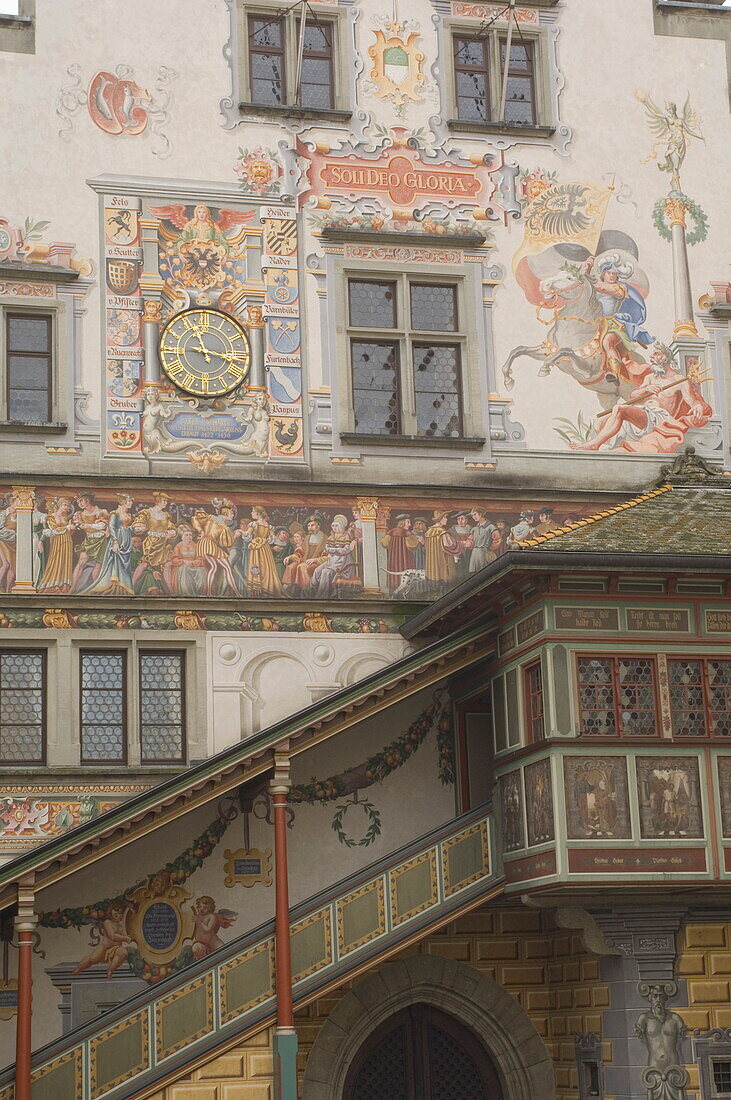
[158,307,251,397]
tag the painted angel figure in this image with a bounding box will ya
[636,91,703,192]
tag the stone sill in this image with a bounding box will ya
[0,15,32,27]
[0,421,67,434]
[0,262,79,283]
[320,228,489,248]
[447,120,556,139]
[238,101,352,124]
[340,433,487,450]
[656,0,728,10]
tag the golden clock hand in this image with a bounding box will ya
[186,325,212,362]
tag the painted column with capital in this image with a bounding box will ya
[247,305,266,389]
[10,487,35,594]
[355,496,380,595]
[665,197,698,339]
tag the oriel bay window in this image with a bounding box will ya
[347,276,465,440]
[524,661,545,743]
[668,658,731,738]
[577,656,658,737]
[246,11,336,109]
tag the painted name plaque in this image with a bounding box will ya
[554,606,620,631]
[568,848,706,874]
[626,608,690,633]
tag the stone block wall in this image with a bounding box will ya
[145,1026,274,1099]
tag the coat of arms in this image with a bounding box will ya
[368,21,425,109]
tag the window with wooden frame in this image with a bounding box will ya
[577,656,659,737]
[80,650,126,763]
[5,312,52,423]
[450,27,544,129]
[0,650,45,764]
[347,277,465,439]
[524,660,545,743]
[668,658,731,738]
[139,651,185,764]
[246,10,337,109]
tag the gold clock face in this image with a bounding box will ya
[159,308,251,397]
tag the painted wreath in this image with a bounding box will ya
[652,193,708,247]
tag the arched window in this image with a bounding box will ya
[344,1003,505,1099]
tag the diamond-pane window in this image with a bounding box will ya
[578,656,659,738]
[347,276,465,439]
[140,652,185,763]
[80,651,125,762]
[669,658,731,738]
[0,651,45,763]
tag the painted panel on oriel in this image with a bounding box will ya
[525,759,555,846]
[500,771,525,853]
[563,756,631,840]
[635,755,704,839]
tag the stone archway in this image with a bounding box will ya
[301,954,556,1099]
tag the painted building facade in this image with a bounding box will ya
[0,0,730,1097]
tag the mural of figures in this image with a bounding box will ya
[525,760,555,847]
[564,756,631,840]
[636,756,703,839]
[502,177,714,455]
[500,771,525,853]
[13,487,599,599]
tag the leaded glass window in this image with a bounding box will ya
[0,650,45,763]
[347,277,465,439]
[452,31,540,127]
[454,36,489,122]
[6,313,52,423]
[669,658,731,738]
[140,652,185,763]
[80,651,125,763]
[247,13,336,108]
[577,657,659,737]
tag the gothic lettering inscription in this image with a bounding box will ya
[706,610,731,633]
[554,606,620,630]
[627,608,690,633]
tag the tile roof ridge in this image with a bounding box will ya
[515,483,673,548]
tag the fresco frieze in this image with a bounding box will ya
[636,756,703,839]
[563,756,631,840]
[3,487,597,599]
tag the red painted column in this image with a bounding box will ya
[14,885,36,1100]
[270,751,297,1100]
[272,788,294,1028]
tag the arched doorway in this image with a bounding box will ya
[344,1004,505,1099]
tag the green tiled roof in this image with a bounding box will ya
[518,485,731,555]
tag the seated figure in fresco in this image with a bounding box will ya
[282,531,306,594]
[570,347,711,454]
[165,524,207,597]
[283,514,326,596]
[72,901,136,980]
[310,515,359,598]
[191,895,238,959]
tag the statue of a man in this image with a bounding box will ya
[635,984,688,1100]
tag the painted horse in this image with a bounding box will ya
[502,269,640,411]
